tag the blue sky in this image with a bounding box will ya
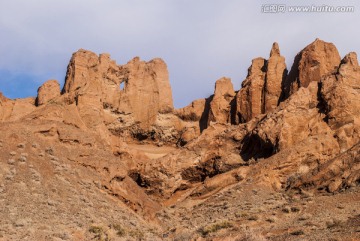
[0,0,359,108]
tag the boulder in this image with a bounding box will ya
[175,99,206,122]
[208,77,236,124]
[282,38,341,99]
[36,80,61,106]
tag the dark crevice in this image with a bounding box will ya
[229,94,238,125]
[199,95,213,132]
[128,171,150,188]
[181,156,223,183]
[132,130,156,141]
[240,133,277,161]
[279,53,301,102]
[277,68,289,106]
[316,81,329,123]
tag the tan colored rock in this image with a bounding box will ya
[236,57,266,123]
[62,49,174,132]
[264,42,287,113]
[288,142,360,193]
[208,77,235,124]
[0,92,9,121]
[240,82,338,160]
[36,80,60,106]
[283,38,341,98]
[0,92,7,103]
[175,99,206,121]
[117,57,174,129]
[320,52,360,151]
[0,95,36,122]
[235,43,287,124]
[0,41,359,241]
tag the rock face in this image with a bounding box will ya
[288,142,360,193]
[208,77,236,124]
[0,39,359,241]
[175,99,206,122]
[235,43,287,123]
[36,80,60,106]
[320,52,360,151]
[0,95,36,121]
[0,92,7,102]
[118,57,174,128]
[282,38,341,99]
[264,42,287,113]
[62,49,174,131]
[236,57,267,123]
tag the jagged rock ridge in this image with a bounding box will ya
[0,39,359,240]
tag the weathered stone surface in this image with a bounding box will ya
[0,94,36,122]
[208,77,235,124]
[0,40,360,241]
[62,49,174,131]
[0,92,7,102]
[36,80,60,106]
[240,81,339,164]
[264,42,287,113]
[235,43,287,124]
[282,38,341,99]
[175,99,206,122]
[236,57,266,123]
[117,57,174,129]
[288,142,360,193]
[320,52,360,151]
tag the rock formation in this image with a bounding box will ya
[62,49,173,133]
[0,39,359,241]
[320,52,360,151]
[0,96,36,122]
[36,80,60,106]
[207,77,236,124]
[282,38,341,99]
[236,57,267,123]
[235,42,287,124]
[264,42,287,112]
[175,99,206,122]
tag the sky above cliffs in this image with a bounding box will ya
[0,0,359,108]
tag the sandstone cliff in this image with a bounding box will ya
[0,39,359,241]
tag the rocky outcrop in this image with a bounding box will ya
[0,92,7,103]
[176,99,206,122]
[36,80,60,106]
[0,94,36,122]
[287,142,360,193]
[236,57,266,123]
[208,77,236,124]
[320,52,360,151]
[0,39,360,241]
[62,49,174,132]
[264,42,287,113]
[235,43,287,124]
[282,38,341,99]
